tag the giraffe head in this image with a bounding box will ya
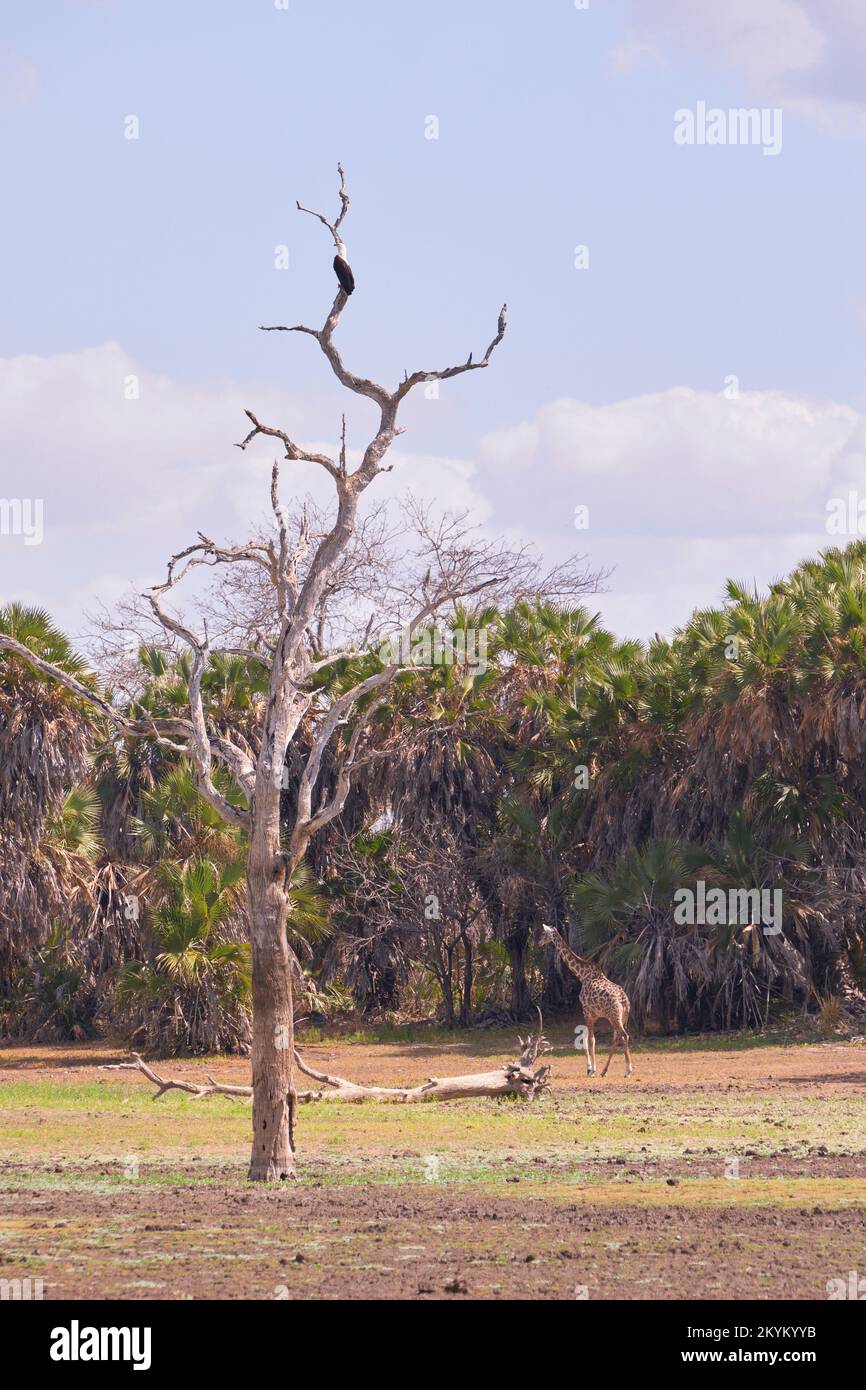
[540,923,559,942]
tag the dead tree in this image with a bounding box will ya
[103,1018,552,1104]
[0,166,507,1181]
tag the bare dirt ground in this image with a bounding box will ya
[1,1031,864,1300]
[3,1173,864,1301]
[3,1030,865,1090]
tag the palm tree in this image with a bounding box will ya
[132,759,247,866]
[489,603,637,1012]
[117,856,251,1055]
[5,780,115,1042]
[9,537,866,1045]
[323,607,504,1016]
[117,851,334,1054]
[45,784,104,857]
[0,605,97,845]
[573,839,698,1029]
[686,813,831,1028]
[0,606,99,994]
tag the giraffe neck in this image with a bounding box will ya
[553,934,597,982]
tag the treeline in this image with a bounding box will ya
[3,540,866,1052]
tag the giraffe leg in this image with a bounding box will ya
[623,1027,633,1076]
[581,1021,592,1074]
[600,1024,621,1078]
[587,1021,596,1076]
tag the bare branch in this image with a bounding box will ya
[260,167,507,429]
[0,634,123,724]
[100,1054,252,1101]
[289,568,505,856]
[302,614,375,676]
[259,314,393,414]
[236,410,341,482]
[101,1044,551,1106]
[396,304,508,402]
[35,583,254,825]
[140,591,253,823]
[258,303,508,423]
[295,161,351,257]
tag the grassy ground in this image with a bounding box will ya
[1,1028,864,1299]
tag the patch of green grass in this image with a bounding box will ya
[2,1159,864,1213]
[0,1079,241,1113]
[0,1079,251,1159]
[1,1075,863,1168]
[0,1168,221,1193]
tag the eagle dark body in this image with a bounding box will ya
[333,253,355,295]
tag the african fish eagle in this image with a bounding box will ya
[333,253,355,295]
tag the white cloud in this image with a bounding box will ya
[480,387,858,533]
[478,386,866,638]
[618,0,866,133]
[590,531,832,641]
[6,346,863,647]
[0,343,490,635]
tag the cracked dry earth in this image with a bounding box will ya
[1,1033,864,1299]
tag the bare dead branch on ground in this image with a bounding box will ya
[100,1025,552,1106]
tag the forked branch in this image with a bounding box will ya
[257,164,507,438]
[100,1054,253,1101]
[296,161,351,257]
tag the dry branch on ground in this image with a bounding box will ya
[101,1024,552,1107]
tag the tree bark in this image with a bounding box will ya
[506,927,530,1017]
[459,932,473,1027]
[441,943,455,1028]
[246,865,295,1182]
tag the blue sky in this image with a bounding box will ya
[2,0,866,640]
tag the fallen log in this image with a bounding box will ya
[293,1056,550,1104]
[100,1020,552,1106]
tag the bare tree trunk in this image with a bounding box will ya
[247,864,295,1182]
[506,927,530,1017]
[459,932,473,1027]
[442,943,456,1028]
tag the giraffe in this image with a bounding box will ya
[541,924,634,1077]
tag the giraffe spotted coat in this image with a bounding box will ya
[541,925,634,1077]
